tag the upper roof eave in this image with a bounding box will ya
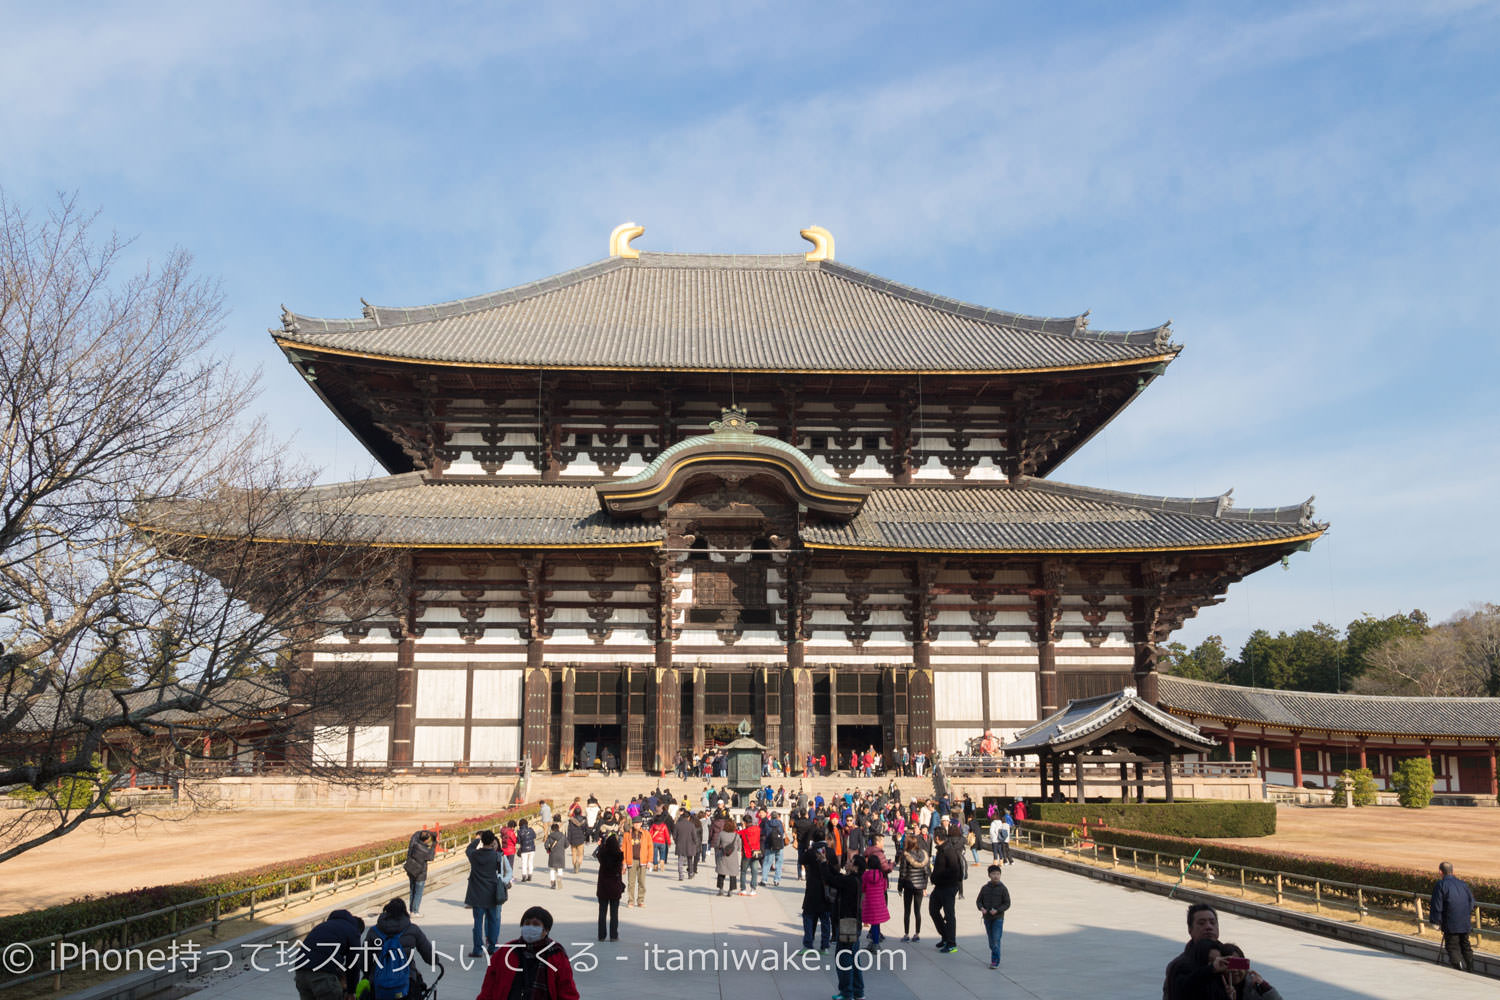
[272,251,1181,375]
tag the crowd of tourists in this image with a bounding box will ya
[668,745,938,779]
[292,771,1483,1000]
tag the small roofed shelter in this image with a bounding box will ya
[1004,687,1217,802]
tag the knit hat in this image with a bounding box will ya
[520,906,554,932]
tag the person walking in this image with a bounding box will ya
[650,813,671,871]
[465,831,510,957]
[595,834,624,942]
[543,821,567,889]
[738,812,763,895]
[715,816,742,896]
[674,808,702,880]
[999,809,1015,864]
[987,813,1004,866]
[761,809,787,887]
[928,827,963,953]
[567,809,589,873]
[975,864,1011,968]
[516,818,537,883]
[402,830,436,917]
[1430,861,1478,972]
[474,905,580,1000]
[621,816,652,908]
[861,841,893,949]
[897,831,930,942]
[799,830,835,954]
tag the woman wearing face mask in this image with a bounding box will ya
[475,906,580,1000]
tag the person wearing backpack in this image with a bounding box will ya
[360,898,433,1000]
[516,818,537,883]
[760,810,786,887]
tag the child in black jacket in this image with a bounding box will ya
[975,864,1011,968]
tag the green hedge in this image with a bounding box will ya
[1018,819,1500,906]
[0,805,537,948]
[1029,801,1276,838]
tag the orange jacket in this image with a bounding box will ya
[621,826,653,865]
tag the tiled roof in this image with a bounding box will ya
[800,480,1323,552]
[276,253,1177,373]
[1007,690,1216,753]
[1159,676,1500,738]
[7,680,287,735]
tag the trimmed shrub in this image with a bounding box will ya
[1331,768,1379,807]
[1029,801,1275,838]
[0,804,537,948]
[1391,758,1434,809]
[1017,819,1500,906]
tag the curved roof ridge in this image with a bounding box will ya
[1021,479,1323,528]
[819,259,1177,348]
[277,257,625,335]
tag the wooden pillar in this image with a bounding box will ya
[751,664,768,746]
[558,667,576,770]
[391,635,416,766]
[786,643,812,771]
[1134,761,1144,802]
[653,640,679,775]
[522,640,550,769]
[828,665,841,770]
[1225,725,1237,761]
[908,643,935,759]
[1292,733,1304,787]
[622,666,641,771]
[692,666,706,755]
[880,665,898,762]
[1358,736,1368,770]
[1488,743,1498,798]
[1162,754,1175,803]
[1074,752,1086,803]
[1133,641,1160,704]
[1119,761,1129,801]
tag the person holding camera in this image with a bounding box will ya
[822,852,870,1000]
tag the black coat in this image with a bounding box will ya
[1430,874,1476,932]
[596,838,625,901]
[465,841,510,908]
[800,842,833,915]
[930,840,964,888]
[403,832,436,881]
[295,909,364,990]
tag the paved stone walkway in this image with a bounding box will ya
[182,854,1489,1000]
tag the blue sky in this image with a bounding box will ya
[4,1,1497,652]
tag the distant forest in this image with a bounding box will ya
[1161,603,1500,697]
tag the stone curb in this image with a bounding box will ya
[58,856,473,1000]
[1014,848,1497,980]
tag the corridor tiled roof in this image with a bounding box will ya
[275,252,1177,373]
[1159,676,1500,737]
[162,474,1321,552]
[1007,690,1216,753]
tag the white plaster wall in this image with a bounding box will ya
[352,726,390,764]
[469,725,521,765]
[935,727,969,757]
[314,727,348,765]
[935,671,983,719]
[471,670,522,719]
[415,669,468,718]
[310,649,399,664]
[989,673,1038,721]
[414,649,527,663]
[413,726,465,766]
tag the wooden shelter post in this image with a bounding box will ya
[1162,754,1175,803]
[1074,752,1086,803]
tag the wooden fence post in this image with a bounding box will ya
[1275,873,1283,906]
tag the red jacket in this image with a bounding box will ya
[738,825,762,858]
[476,939,579,1000]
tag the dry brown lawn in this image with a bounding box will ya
[0,808,480,916]
[1211,805,1500,880]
